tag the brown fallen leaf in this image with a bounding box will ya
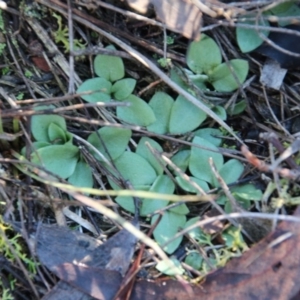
[125,0,202,39]
[37,220,139,299]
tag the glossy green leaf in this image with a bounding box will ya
[176,176,209,194]
[152,211,186,254]
[77,78,112,103]
[212,159,244,188]
[111,78,136,100]
[117,94,156,126]
[194,128,223,147]
[189,136,223,184]
[156,257,184,276]
[169,95,206,134]
[140,175,175,216]
[236,17,270,53]
[171,150,190,173]
[31,112,66,142]
[147,92,174,134]
[209,59,249,92]
[187,34,222,74]
[114,152,157,187]
[87,127,131,161]
[68,159,93,188]
[48,123,67,144]
[136,137,164,175]
[31,144,79,179]
[94,45,125,81]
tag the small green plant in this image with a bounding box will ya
[184,34,249,93]
[52,12,86,53]
[183,219,248,275]
[0,217,38,298]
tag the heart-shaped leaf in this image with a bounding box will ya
[140,175,175,216]
[77,78,112,103]
[94,45,125,82]
[117,94,156,126]
[147,92,174,134]
[187,34,222,74]
[152,211,186,254]
[31,144,79,179]
[87,127,131,162]
[169,95,206,134]
[68,159,93,188]
[113,152,157,187]
[31,112,66,142]
[209,59,249,92]
[48,123,67,144]
[189,136,223,184]
[111,78,136,100]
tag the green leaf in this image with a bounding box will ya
[113,152,157,187]
[136,137,164,175]
[147,92,174,134]
[236,17,270,53]
[156,257,184,276]
[31,144,79,179]
[140,175,175,216]
[169,95,206,134]
[232,184,263,201]
[185,252,203,270]
[187,34,222,74]
[169,67,190,91]
[94,45,125,82]
[115,186,149,214]
[48,123,67,144]
[77,78,112,103]
[227,100,247,116]
[212,105,227,121]
[170,203,189,215]
[111,78,136,100]
[21,141,51,156]
[87,127,131,162]
[189,136,223,184]
[184,217,204,240]
[209,59,249,92]
[194,128,223,147]
[269,2,300,26]
[176,176,209,194]
[152,211,186,254]
[212,159,244,188]
[171,150,190,173]
[117,94,156,126]
[31,111,66,142]
[68,159,93,188]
